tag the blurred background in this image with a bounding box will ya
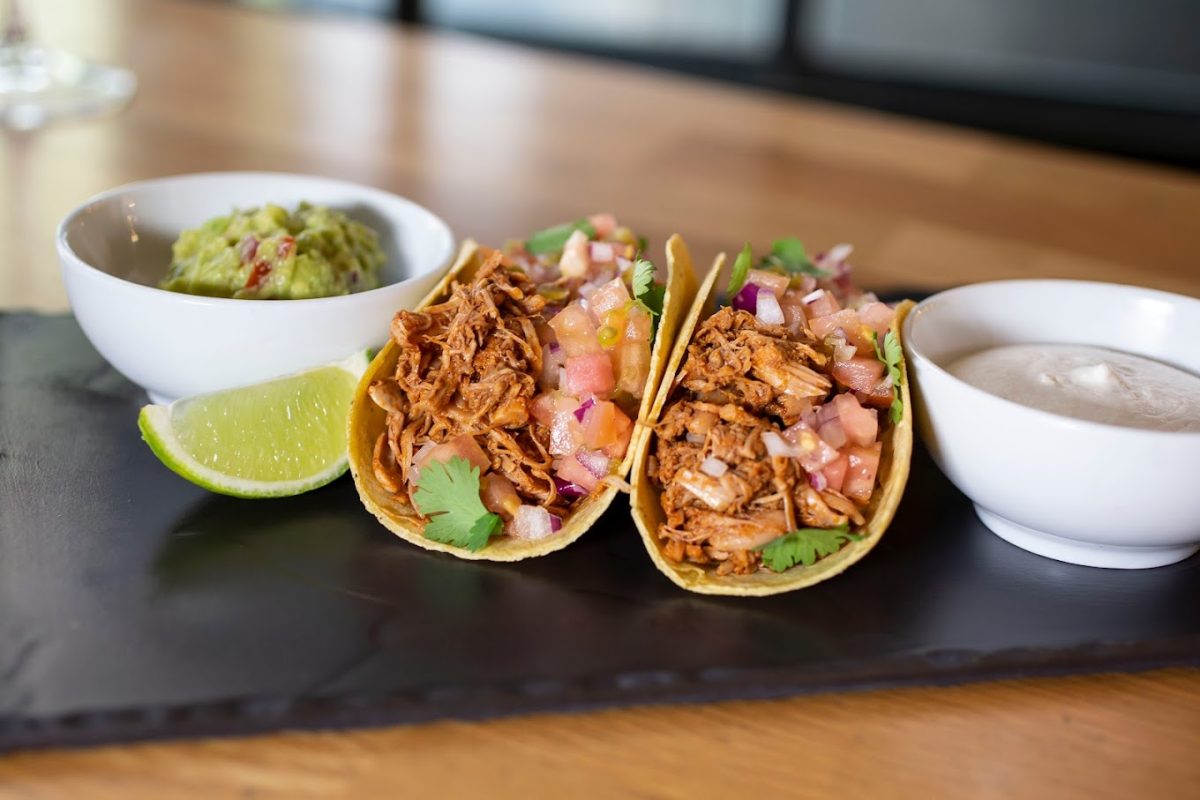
[236,0,1200,169]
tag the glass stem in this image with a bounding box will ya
[2,0,28,48]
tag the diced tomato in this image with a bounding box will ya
[559,229,591,278]
[844,442,882,505]
[612,307,652,397]
[530,391,576,425]
[588,213,617,240]
[533,392,591,456]
[580,401,634,458]
[804,289,841,319]
[411,433,490,485]
[531,394,555,426]
[779,297,806,334]
[833,393,879,447]
[823,452,849,493]
[809,309,875,351]
[856,383,895,410]
[564,353,615,398]
[832,356,886,393]
[245,259,272,291]
[548,304,601,357]
[550,413,585,456]
[624,304,652,345]
[589,277,631,319]
[817,417,847,449]
[747,269,789,298]
[857,301,895,337]
[480,473,522,520]
[556,454,600,492]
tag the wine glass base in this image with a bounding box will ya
[0,43,136,130]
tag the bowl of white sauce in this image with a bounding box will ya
[903,280,1200,569]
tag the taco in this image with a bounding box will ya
[630,238,913,595]
[349,217,698,561]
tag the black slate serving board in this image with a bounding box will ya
[1,312,1197,752]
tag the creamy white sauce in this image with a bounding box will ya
[945,344,1200,432]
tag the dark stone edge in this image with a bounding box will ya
[3,637,1197,753]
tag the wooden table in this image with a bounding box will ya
[2,1,1198,796]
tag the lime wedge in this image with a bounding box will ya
[138,351,370,498]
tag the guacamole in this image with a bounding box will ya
[159,202,385,299]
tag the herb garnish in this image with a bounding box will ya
[632,258,664,322]
[756,524,863,572]
[760,236,828,277]
[726,242,754,297]
[412,456,502,551]
[873,329,905,424]
[525,218,596,255]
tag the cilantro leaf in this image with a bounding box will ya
[525,218,596,255]
[412,456,502,551]
[762,236,827,276]
[726,242,754,297]
[756,525,862,572]
[872,328,905,425]
[632,258,664,321]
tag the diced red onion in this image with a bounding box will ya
[509,505,556,541]
[549,514,563,533]
[801,288,826,305]
[828,243,853,263]
[573,397,595,422]
[808,471,829,491]
[756,291,785,326]
[762,431,802,459]
[685,432,704,445]
[576,449,610,479]
[700,457,728,478]
[548,342,561,355]
[834,343,857,361]
[616,256,632,272]
[731,282,759,314]
[238,235,259,263]
[589,242,615,263]
[553,476,589,498]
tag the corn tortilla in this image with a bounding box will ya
[629,243,915,594]
[349,235,698,561]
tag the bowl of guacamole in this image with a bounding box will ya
[57,172,454,402]
[160,202,386,300]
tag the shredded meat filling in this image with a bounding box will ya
[652,306,871,575]
[368,252,575,517]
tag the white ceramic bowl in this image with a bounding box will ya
[58,172,454,403]
[903,280,1200,569]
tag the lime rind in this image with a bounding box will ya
[138,350,370,499]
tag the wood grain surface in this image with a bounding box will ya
[2,0,1198,796]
